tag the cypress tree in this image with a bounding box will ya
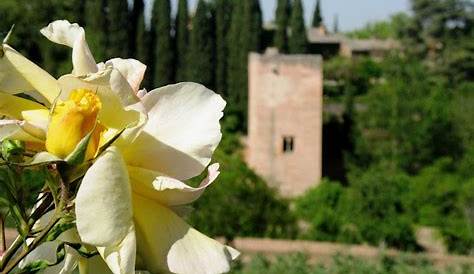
[215,0,232,95]
[312,0,323,27]
[188,0,215,88]
[227,1,244,116]
[289,0,307,54]
[333,14,339,33]
[151,0,174,87]
[243,0,263,52]
[135,6,152,89]
[226,0,262,131]
[107,0,129,58]
[274,0,290,53]
[175,0,189,82]
[128,0,144,58]
[85,0,108,61]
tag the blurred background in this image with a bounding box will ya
[1,0,473,273]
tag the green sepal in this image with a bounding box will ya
[64,127,95,166]
[96,127,125,157]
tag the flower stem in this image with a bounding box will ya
[0,216,5,256]
[0,215,60,274]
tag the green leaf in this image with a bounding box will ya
[1,139,25,163]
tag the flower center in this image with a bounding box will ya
[45,89,104,159]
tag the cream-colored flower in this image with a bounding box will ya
[0,20,238,274]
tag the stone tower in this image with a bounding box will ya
[246,51,323,197]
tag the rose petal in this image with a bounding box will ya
[128,163,220,206]
[40,20,97,75]
[0,45,60,104]
[105,58,146,93]
[122,83,225,180]
[75,147,133,247]
[133,194,239,274]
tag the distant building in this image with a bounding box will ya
[245,51,323,197]
[263,26,399,59]
[246,28,397,197]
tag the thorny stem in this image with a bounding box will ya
[0,215,60,274]
[0,164,67,272]
[0,193,53,272]
[0,216,5,256]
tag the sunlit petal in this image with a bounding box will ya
[105,58,146,93]
[128,163,220,206]
[40,20,97,75]
[76,147,133,247]
[133,194,239,274]
[122,83,225,180]
[0,45,60,104]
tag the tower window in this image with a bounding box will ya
[282,136,294,153]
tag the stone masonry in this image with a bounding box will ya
[246,51,323,197]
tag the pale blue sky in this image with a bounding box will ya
[144,0,411,31]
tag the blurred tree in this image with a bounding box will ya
[312,0,323,27]
[295,179,349,242]
[85,0,108,61]
[175,0,189,82]
[188,0,215,89]
[346,166,419,251]
[406,159,474,254]
[406,0,473,58]
[353,55,462,174]
[274,0,290,53]
[333,14,339,33]
[135,7,152,89]
[345,12,411,39]
[107,0,129,58]
[227,1,244,120]
[227,0,262,131]
[243,0,263,53]
[128,0,144,58]
[151,0,174,87]
[289,0,307,54]
[215,0,232,95]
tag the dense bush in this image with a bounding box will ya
[406,158,474,254]
[231,253,474,274]
[296,166,419,251]
[353,55,462,174]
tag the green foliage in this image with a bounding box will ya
[347,166,418,251]
[232,254,474,274]
[227,0,262,131]
[84,0,108,61]
[151,0,175,87]
[274,0,290,53]
[135,8,152,89]
[215,0,232,95]
[295,179,348,242]
[175,0,189,82]
[188,0,215,89]
[347,13,411,39]
[128,0,144,58]
[289,0,307,54]
[405,158,474,254]
[312,0,323,27]
[107,0,129,58]
[353,55,462,174]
